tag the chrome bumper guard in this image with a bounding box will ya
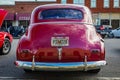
[15,60,106,71]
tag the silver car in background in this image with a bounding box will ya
[109,27,120,38]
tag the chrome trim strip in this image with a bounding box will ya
[15,60,106,71]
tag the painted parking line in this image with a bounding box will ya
[81,77,120,80]
[97,77,120,80]
[0,77,38,80]
[0,77,120,80]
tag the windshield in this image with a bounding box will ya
[40,8,83,20]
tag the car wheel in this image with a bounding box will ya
[24,69,33,73]
[109,33,114,38]
[87,69,101,73]
[101,35,105,38]
[0,38,11,55]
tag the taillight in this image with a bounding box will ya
[21,49,31,53]
[91,49,100,54]
[18,49,33,60]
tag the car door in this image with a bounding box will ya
[115,28,120,37]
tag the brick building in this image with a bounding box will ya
[0,0,120,29]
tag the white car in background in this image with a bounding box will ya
[110,27,120,38]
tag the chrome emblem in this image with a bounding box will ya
[57,47,62,60]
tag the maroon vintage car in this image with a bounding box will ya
[15,4,106,73]
[0,9,13,55]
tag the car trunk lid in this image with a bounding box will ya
[28,23,90,62]
[18,22,102,62]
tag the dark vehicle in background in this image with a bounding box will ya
[95,25,112,38]
[8,26,25,38]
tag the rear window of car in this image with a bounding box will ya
[40,8,83,20]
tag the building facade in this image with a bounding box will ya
[0,0,120,29]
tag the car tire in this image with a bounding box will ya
[0,38,11,55]
[101,35,105,38]
[24,69,33,73]
[87,69,101,73]
[109,33,114,38]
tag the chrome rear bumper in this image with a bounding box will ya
[15,60,106,71]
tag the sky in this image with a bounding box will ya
[0,0,15,5]
[15,0,56,1]
[0,0,56,5]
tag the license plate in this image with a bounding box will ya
[51,37,69,47]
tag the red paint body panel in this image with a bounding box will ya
[16,4,105,62]
[0,9,13,49]
[0,9,7,27]
[0,32,13,48]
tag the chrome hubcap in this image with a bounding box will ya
[3,41,10,53]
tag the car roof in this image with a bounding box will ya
[35,4,88,9]
[30,4,93,25]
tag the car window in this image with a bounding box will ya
[40,8,83,20]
